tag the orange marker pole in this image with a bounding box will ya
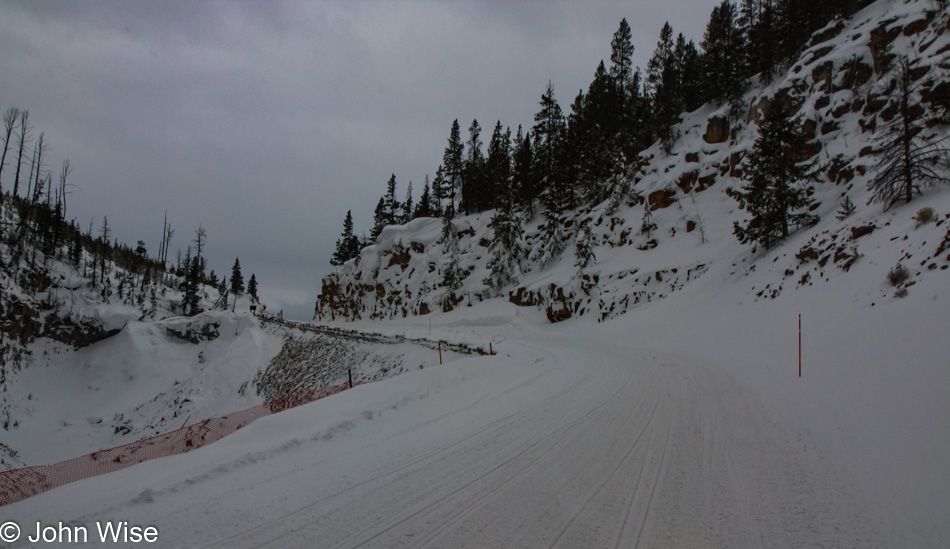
[438,341,443,365]
[799,314,802,378]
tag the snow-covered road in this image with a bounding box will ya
[4,324,885,548]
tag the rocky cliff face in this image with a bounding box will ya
[316,0,950,324]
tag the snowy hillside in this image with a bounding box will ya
[0,203,478,473]
[316,0,950,324]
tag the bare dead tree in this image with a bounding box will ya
[59,159,71,219]
[163,221,174,267]
[0,107,20,198]
[12,109,30,198]
[30,132,48,204]
[99,216,111,285]
[869,57,950,209]
[193,223,206,260]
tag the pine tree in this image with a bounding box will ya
[383,173,399,225]
[402,180,414,224]
[579,47,632,200]
[747,0,780,83]
[70,228,82,268]
[609,19,635,101]
[183,254,202,316]
[440,216,463,291]
[442,120,465,217]
[369,197,387,241]
[701,1,748,105]
[462,119,484,215]
[868,57,950,210]
[247,273,258,301]
[230,257,245,296]
[331,210,358,266]
[217,277,228,309]
[531,82,566,200]
[648,22,682,149]
[414,179,433,219]
[432,166,447,217]
[512,127,536,215]
[574,223,597,275]
[484,121,511,211]
[641,202,657,237]
[533,212,566,269]
[726,97,818,249]
[836,196,856,220]
[484,173,523,293]
[675,34,703,113]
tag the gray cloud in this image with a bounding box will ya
[0,0,720,320]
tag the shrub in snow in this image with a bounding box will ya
[887,264,909,286]
[836,196,857,220]
[574,224,596,273]
[915,207,934,227]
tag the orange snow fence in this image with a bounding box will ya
[0,382,358,506]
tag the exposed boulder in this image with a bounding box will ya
[703,116,730,144]
[648,189,677,211]
[810,20,845,47]
[868,21,902,74]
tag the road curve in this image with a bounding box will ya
[4,329,882,548]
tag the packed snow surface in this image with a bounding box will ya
[5,269,948,547]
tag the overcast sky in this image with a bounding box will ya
[0,0,721,321]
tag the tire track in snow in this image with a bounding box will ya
[543,390,661,549]
[328,363,632,549]
[410,363,641,549]
[628,392,672,549]
[202,369,600,549]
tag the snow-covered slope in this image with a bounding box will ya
[1,308,476,472]
[316,0,950,324]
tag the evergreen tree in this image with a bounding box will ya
[369,197,387,241]
[574,223,596,273]
[532,209,566,269]
[675,34,704,113]
[484,172,523,293]
[747,0,780,83]
[576,72,618,203]
[183,254,202,316]
[462,119,484,215]
[383,173,399,225]
[432,166,447,217]
[532,82,567,209]
[70,228,82,268]
[512,127,536,215]
[402,180,414,224]
[868,57,950,210]
[560,91,585,210]
[484,121,511,211]
[217,277,228,309]
[726,97,818,249]
[609,19,635,101]
[442,120,465,217]
[701,1,748,105]
[247,273,258,301]
[641,202,658,237]
[836,195,856,220]
[230,257,245,296]
[414,179,433,219]
[331,210,358,266]
[648,22,682,149]
[440,216,463,291]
